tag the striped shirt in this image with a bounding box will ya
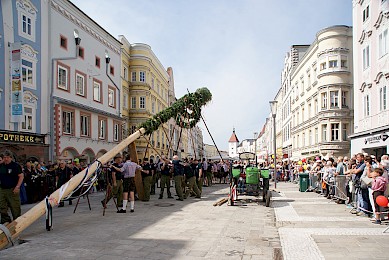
[121,160,141,178]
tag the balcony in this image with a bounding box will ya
[317,67,350,79]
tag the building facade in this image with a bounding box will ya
[281,45,309,160]
[50,0,123,163]
[290,25,354,159]
[121,38,171,161]
[0,0,50,162]
[350,0,389,156]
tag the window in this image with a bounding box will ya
[95,56,100,68]
[162,88,165,100]
[380,85,387,111]
[307,74,311,88]
[379,29,388,58]
[363,5,370,22]
[80,114,90,137]
[131,97,136,109]
[60,35,67,50]
[57,63,69,91]
[321,92,327,109]
[113,123,120,142]
[363,45,370,70]
[152,101,155,113]
[330,91,339,108]
[110,65,114,76]
[320,62,326,71]
[329,59,338,68]
[297,135,300,148]
[341,91,348,108]
[151,78,155,89]
[131,71,136,82]
[302,132,305,146]
[62,110,74,135]
[98,118,107,140]
[342,124,348,141]
[315,127,318,144]
[314,99,318,114]
[301,108,305,122]
[140,96,146,109]
[140,71,146,82]
[322,124,327,142]
[123,66,128,80]
[22,59,33,86]
[308,103,312,118]
[21,107,33,131]
[123,92,128,109]
[75,71,86,97]
[108,87,116,108]
[364,94,370,116]
[78,47,84,59]
[331,123,340,141]
[93,79,102,102]
[297,112,299,125]
[17,1,36,42]
[131,125,136,134]
[341,56,348,68]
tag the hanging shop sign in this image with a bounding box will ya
[10,42,23,123]
[0,130,45,144]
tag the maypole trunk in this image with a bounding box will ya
[0,87,212,250]
[0,128,145,249]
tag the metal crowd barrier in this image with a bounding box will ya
[333,175,348,201]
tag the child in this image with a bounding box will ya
[371,168,388,224]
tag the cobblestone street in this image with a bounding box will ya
[1,181,388,259]
[0,184,279,260]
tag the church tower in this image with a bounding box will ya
[228,128,239,158]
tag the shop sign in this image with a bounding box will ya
[364,133,388,145]
[301,150,320,156]
[0,130,45,144]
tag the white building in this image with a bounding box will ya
[228,128,239,158]
[290,25,354,159]
[50,0,123,163]
[281,45,309,159]
[350,0,389,156]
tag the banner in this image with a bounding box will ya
[10,42,23,122]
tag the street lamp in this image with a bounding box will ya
[269,100,278,189]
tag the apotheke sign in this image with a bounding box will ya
[364,133,388,145]
[0,130,45,144]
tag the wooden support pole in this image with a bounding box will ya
[0,128,145,250]
[128,142,144,201]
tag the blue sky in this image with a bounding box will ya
[72,0,352,151]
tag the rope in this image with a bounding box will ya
[140,132,164,160]
[0,224,14,247]
[57,160,102,202]
[45,196,53,231]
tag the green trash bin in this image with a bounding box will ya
[299,173,309,192]
[246,167,259,184]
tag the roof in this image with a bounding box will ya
[228,129,239,143]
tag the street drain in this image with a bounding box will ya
[154,203,174,207]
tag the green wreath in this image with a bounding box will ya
[137,87,212,135]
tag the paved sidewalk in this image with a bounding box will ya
[1,184,280,259]
[273,181,389,260]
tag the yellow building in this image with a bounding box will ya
[119,36,170,161]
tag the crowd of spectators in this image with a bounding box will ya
[276,153,389,224]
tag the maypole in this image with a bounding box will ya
[0,88,212,249]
